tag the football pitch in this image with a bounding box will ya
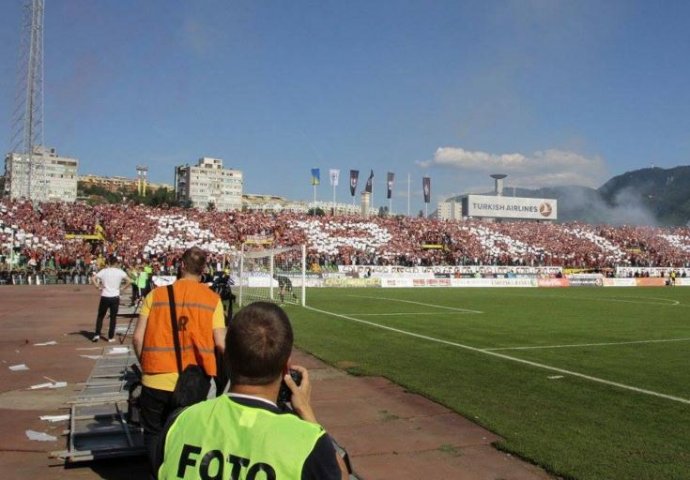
[285,287,690,480]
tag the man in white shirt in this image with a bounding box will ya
[92,256,130,342]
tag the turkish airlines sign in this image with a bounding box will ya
[464,194,558,220]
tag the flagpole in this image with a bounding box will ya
[407,173,410,217]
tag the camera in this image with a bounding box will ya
[210,272,236,302]
[277,368,302,410]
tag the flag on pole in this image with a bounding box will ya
[329,169,340,187]
[423,176,431,203]
[311,168,320,186]
[365,170,374,193]
[386,172,395,199]
[349,170,359,196]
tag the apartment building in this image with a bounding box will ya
[4,147,78,202]
[175,157,243,211]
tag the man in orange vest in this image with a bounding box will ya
[133,247,226,469]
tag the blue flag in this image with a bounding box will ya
[311,168,320,186]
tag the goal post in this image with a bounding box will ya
[238,244,306,307]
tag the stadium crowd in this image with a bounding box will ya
[3,199,690,279]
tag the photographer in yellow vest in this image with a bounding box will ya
[155,301,347,479]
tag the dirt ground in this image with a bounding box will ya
[0,285,554,479]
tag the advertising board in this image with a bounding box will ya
[537,278,569,288]
[338,264,563,277]
[490,278,536,287]
[414,278,451,287]
[246,276,277,288]
[615,267,690,278]
[567,274,604,287]
[635,278,666,287]
[380,278,414,288]
[602,278,636,287]
[463,194,557,220]
[380,277,536,288]
[323,277,380,288]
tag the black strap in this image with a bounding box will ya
[167,284,183,373]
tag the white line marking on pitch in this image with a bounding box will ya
[596,296,680,306]
[345,312,475,316]
[484,337,690,351]
[305,305,690,406]
[498,293,681,307]
[645,297,681,306]
[347,295,483,314]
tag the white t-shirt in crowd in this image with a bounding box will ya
[96,267,129,298]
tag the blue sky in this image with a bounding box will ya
[2,0,690,214]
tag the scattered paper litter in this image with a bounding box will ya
[40,414,70,422]
[548,375,564,380]
[25,430,57,442]
[9,364,29,371]
[107,347,129,355]
[34,341,57,346]
[29,381,67,390]
[29,382,52,389]
[80,355,102,360]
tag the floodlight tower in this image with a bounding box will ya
[490,174,507,196]
[9,0,45,201]
[136,165,148,196]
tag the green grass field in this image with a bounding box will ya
[284,287,690,480]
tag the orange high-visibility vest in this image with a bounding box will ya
[140,280,219,376]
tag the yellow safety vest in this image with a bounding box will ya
[158,395,325,479]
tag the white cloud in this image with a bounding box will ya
[418,146,606,188]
